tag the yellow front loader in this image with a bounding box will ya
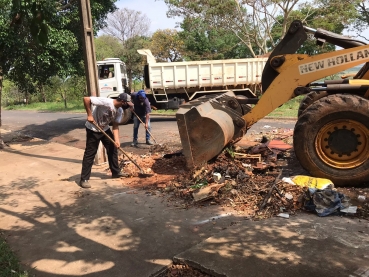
[177,20,369,187]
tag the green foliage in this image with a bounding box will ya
[122,36,151,89]
[4,99,85,112]
[164,0,362,57]
[1,74,86,105]
[0,234,30,277]
[179,17,252,60]
[267,96,303,118]
[190,179,208,189]
[132,79,144,92]
[8,25,78,98]
[95,35,124,61]
[225,146,235,158]
[292,0,359,55]
[150,29,186,62]
[10,0,54,45]
[2,0,117,97]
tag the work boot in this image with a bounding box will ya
[112,171,130,178]
[79,179,91,189]
[131,140,138,147]
[146,140,154,145]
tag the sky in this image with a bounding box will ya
[115,0,179,34]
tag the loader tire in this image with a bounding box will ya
[297,91,328,117]
[294,94,369,187]
[119,108,132,125]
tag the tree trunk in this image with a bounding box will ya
[40,83,46,102]
[64,89,67,109]
[0,69,5,149]
[128,69,133,91]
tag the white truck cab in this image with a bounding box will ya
[97,58,132,124]
[97,58,129,97]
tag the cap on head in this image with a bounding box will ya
[117,93,131,102]
[137,90,146,99]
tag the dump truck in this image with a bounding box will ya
[177,20,369,187]
[96,53,267,122]
[137,49,268,109]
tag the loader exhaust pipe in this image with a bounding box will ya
[176,91,246,168]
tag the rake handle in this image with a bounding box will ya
[91,121,144,172]
[132,110,157,144]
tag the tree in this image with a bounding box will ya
[95,35,124,61]
[6,0,117,94]
[179,17,252,60]
[8,26,78,102]
[163,0,303,57]
[268,0,359,55]
[102,8,151,43]
[163,0,360,57]
[0,0,25,148]
[150,29,186,62]
[101,8,151,88]
[352,0,369,40]
[122,36,151,90]
[0,0,117,148]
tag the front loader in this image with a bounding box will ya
[177,20,369,187]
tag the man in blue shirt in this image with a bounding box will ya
[131,90,154,146]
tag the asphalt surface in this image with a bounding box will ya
[1,110,297,150]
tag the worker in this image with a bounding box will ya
[131,90,154,146]
[79,93,133,189]
[100,67,114,79]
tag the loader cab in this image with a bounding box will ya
[97,58,129,98]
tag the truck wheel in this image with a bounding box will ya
[120,108,132,125]
[297,91,328,117]
[294,94,369,187]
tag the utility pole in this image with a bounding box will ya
[78,0,106,165]
[77,0,99,97]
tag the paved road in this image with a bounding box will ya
[1,110,297,150]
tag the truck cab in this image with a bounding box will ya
[97,58,132,124]
[97,58,129,97]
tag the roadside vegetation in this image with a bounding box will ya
[3,93,302,118]
[0,234,30,277]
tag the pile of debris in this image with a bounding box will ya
[157,264,211,277]
[117,131,369,220]
[157,150,307,219]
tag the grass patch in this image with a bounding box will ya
[4,100,85,113]
[151,109,176,116]
[266,96,302,118]
[2,96,303,118]
[0,233,30,277]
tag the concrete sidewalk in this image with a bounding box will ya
[0,135,368,277]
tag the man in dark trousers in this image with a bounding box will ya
[80,93,133,189]
[131,90,154,146]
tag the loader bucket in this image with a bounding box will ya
[176,91,247,168]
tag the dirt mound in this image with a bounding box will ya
[115,133,369,221]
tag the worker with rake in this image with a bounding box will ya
[79,93,133,189]
[131,90,154,146]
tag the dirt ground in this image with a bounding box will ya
[5,129,368,277]
[116,132,368,221]
[106,131,368,277]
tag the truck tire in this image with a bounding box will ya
[120,108,132,125]
[297,91,328,117]
[293,94,369,187]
